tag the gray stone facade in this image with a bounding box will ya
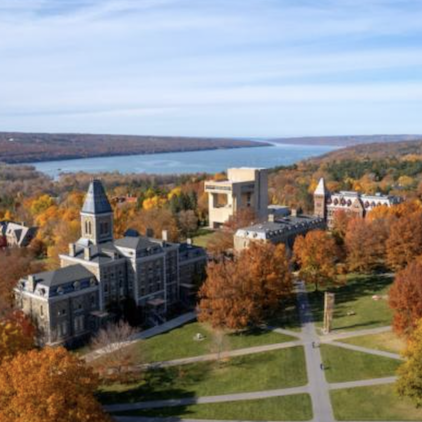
[15,180,207,346]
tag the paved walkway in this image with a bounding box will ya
[86,312,196,362]
[141,340,302,369]
[296,281,335,422]
[325,339,403,361]
[322,325,392,342]
[105,287,403,422]
[106,375,397,413]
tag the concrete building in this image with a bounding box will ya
[234,210,325,253]
[0,221,37,247]
[314,177,402,228]
[15,180,207,347]
[204,168,268,228]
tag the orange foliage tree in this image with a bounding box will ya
[389,261,422,337]
[0,248,45,317]
[0,347,111,422]
[345,217,389,273]
[386,211,422,271]
[0,311,35,365]
[293,230,339,291]
[198,242,292,330]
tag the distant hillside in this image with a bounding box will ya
[0,132,268,164]
[308,139,422,163]
[271,134,422,147]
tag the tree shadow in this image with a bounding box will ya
[307,273,393,329]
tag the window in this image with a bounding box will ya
[74,316,84,333]
[40,306,44,317]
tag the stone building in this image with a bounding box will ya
[0,221,37,247]
[314,177,402,228]
[204,168,268,228]
[15,180,207,346]
[234,210,325,253]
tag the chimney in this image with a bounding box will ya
[69,243,76,257]
[84,246,91,261]
[27,275,36,292]
[187,238,192,247]
[291,208,297,217]
[162,230,168,242]
[268,213,275,223]
[146,228,154,238]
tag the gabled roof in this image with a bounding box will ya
[81,179,112,215]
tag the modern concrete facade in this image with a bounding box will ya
[205,168,268,228]
[15,180,207,347]
[314,177,403,228]
[234,210,325,253]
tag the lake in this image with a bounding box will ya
[31,143,337,177]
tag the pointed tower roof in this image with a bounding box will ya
[81,179,112,214]
[314,178,327,196]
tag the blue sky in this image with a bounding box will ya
[1,0,422,137]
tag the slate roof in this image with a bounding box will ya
[81,179,112,215]
[29,264,94,288]
[114,236,162,251]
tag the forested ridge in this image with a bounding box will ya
[0,132,267,164]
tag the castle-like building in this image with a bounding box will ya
[314,178,402,227]
[15,180,207,347]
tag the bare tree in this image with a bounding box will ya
[89,321,142,385]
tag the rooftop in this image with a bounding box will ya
[81,179,112,215]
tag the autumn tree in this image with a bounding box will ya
[0,248,45,317]
[331,209,352,245]
[345,217,389,273]
[177,210,198,238]
[199,242,292,330]
[207,208,256,256]
[0,347,110,422]
[293,230,338,291]
[386,211,422,271]
[396,318,422,407]
[89,321,141,385]
[389,261,422,336]
[0,311,35,365]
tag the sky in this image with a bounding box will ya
[1,0,422,138]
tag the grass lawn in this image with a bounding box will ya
[339,331,405,355]
[140,321,296,363]
[308,273,393,332]
[331,384,422,421]
[321,344,400,383]
[192,230,217,249]
[114,394,313,421]
[99,346,307,404]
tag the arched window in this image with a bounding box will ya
[88,221,92,235]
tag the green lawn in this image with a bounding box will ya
[140,321,296,363]
[192,230,217,248]
[114,394,313,421]
[99,346,307,404]
[321,344,400,383]
[339,331,405,355]
[308,273,393,332]
[331,384,422,421]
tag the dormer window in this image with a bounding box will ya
[73,281,81,290]
[57,287,64,295]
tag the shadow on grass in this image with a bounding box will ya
[265,297,302,331]
[98,362,213,407]
[307,273,393,330]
